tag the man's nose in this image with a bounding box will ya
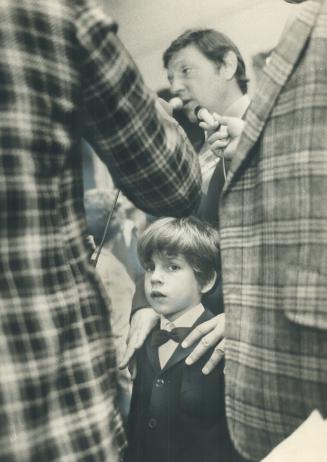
[170,75,185,94]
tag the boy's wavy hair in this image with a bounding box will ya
[137,216,220,290]
[163,28,249,95]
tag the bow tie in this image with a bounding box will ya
[151,327,192,347]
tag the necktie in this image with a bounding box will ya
[151,327,192,347]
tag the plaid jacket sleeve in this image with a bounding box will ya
[76,5,201,217]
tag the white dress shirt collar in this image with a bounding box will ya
[158,304,205,369]
[224,93,250,118]
[160,303,205,331]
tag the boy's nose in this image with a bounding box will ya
[150,269,164,284]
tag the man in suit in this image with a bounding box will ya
[163,28,250,218]
[214,0,327,460]
[0,1,202,460]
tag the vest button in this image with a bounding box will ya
[155,378,165,388]
[148,418,157,429]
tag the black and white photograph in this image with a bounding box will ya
[0,0,326,461]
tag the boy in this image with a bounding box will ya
[125,217,238,462]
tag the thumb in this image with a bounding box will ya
[216,115,245,139]
[128,356,137,381]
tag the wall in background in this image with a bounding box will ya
[102,0,300,93]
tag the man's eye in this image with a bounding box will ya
[182,67,192,76]
[168,264,179,271]
[145,265,154,272]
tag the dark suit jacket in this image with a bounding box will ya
[125,309,238,462]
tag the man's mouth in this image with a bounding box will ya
[182,99,192,109]
[181,100,199,121]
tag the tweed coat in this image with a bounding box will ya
[0,1,201,460]
[219,1,327,460]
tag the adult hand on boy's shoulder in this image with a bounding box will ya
[120,307,159,378]
[182,313,225,375]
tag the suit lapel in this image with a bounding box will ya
[161,310,213,373]
[223,0,320,194]
[146,322,161,371]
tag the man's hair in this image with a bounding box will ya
[137,216,220,288]
[163,28,248,94]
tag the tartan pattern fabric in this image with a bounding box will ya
[219,1,327,460]
[0,1,201,461]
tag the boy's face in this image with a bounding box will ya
[144,252,203,321]
[166,44,229,122]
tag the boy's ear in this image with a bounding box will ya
[222,50,238,81]
[200,271,217,295]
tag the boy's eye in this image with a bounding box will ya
[168,264,180,271]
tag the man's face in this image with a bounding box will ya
[166,44,229,122]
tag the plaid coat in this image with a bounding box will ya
[0,1,201,461]
[219,1,327,460]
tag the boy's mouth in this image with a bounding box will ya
[150,291,166,299]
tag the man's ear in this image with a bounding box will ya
[200,271,217,295]
[222,50,238,81]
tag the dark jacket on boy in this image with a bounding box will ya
[125,308,238,462]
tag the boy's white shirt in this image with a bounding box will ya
[158,304,204,369]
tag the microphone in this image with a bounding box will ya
[168,96,183,112]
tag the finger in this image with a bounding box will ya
[202,339,225,375]
[182,320,213,348]
[119,345,135,370]
[207,129,229,143]
[119,331,140,369]
[224,140,239,160]
[212,112,222,123]
[210,139,230,151]
[128,357,137,381]
[219,116,245,138]
[199,118,220,130]
[185,330,221,366]
[199,121,215,131]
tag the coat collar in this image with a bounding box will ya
[223,0,320,195]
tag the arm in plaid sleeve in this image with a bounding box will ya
[76,5,201,217]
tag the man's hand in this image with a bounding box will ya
[120,307,159,378]
[182,313,225,375]
[204,115,245,161]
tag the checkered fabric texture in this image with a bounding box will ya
[219,1,327,460]
[0,0,201,460]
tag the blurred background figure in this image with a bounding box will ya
[84,187,136,425]
[82,140,146,283]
